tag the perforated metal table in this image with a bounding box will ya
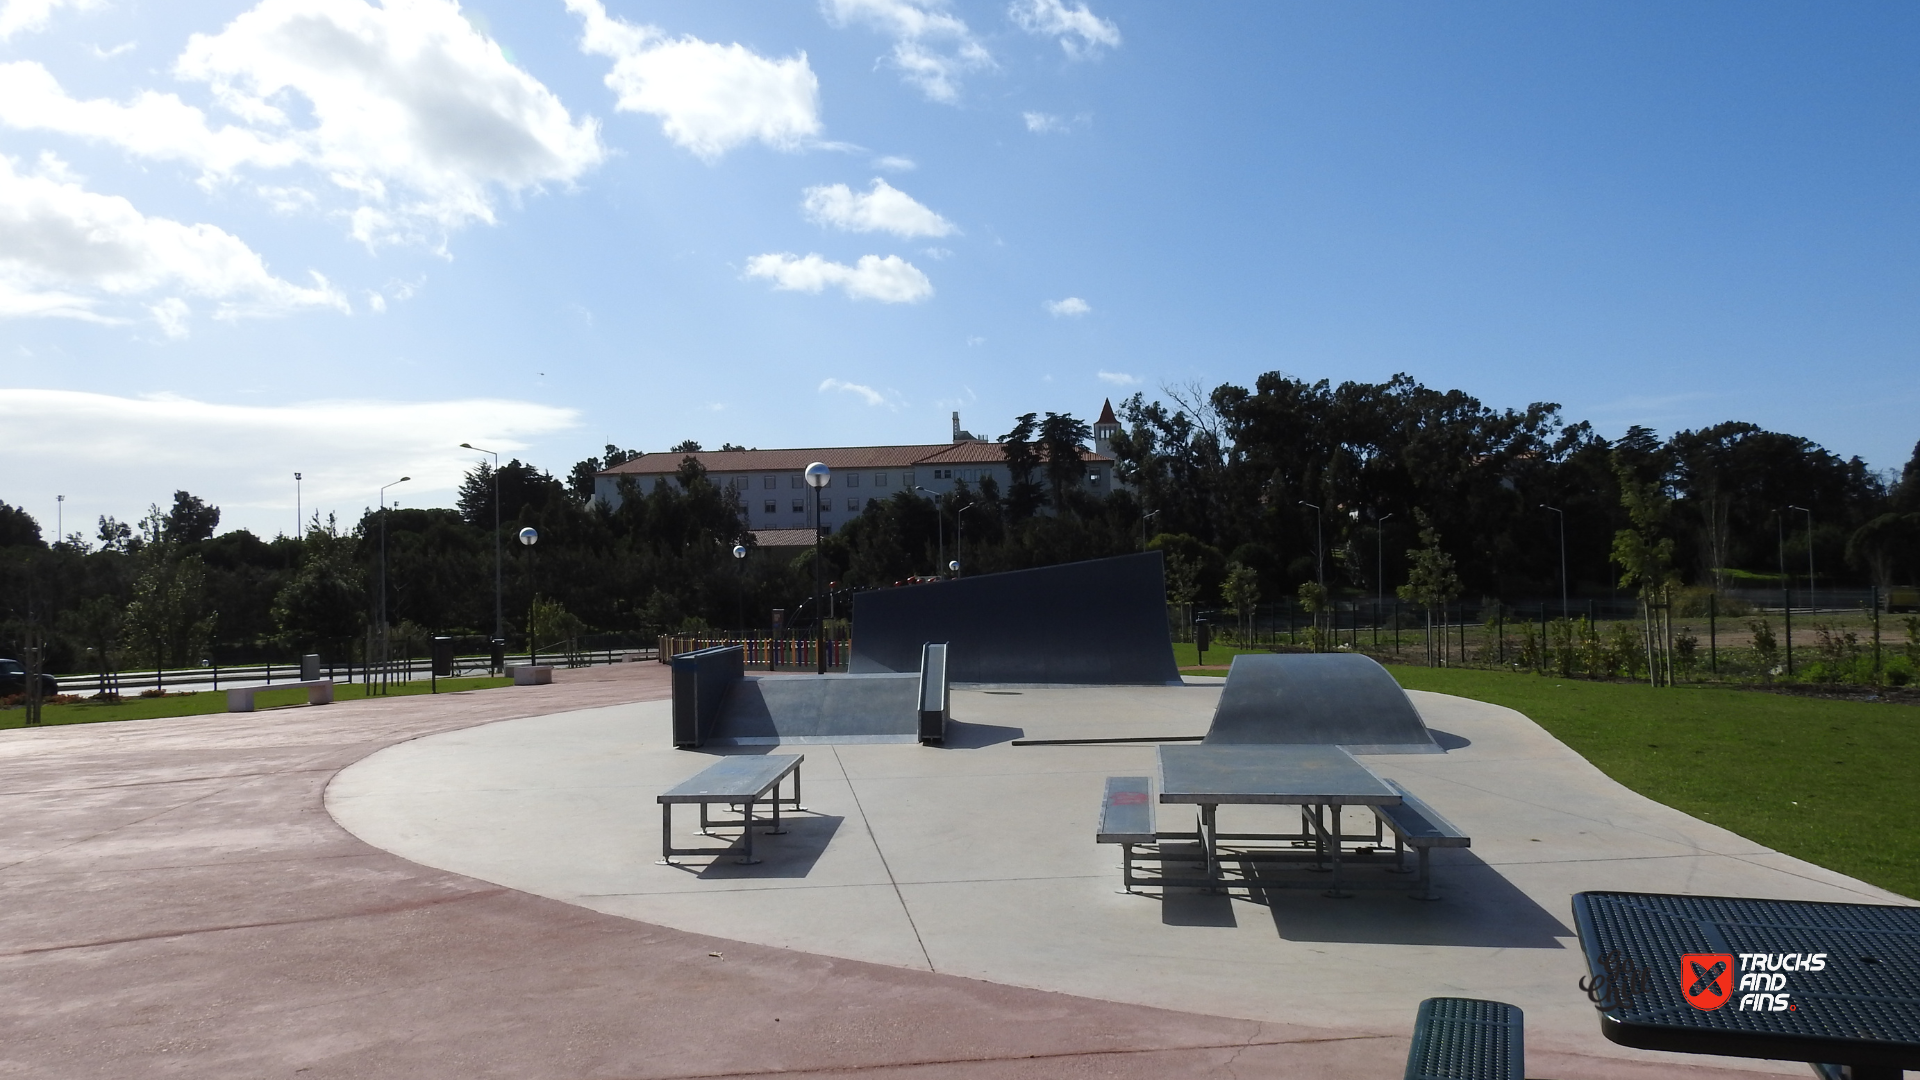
[1156,744,1400,896]
[1572,891,1920,1079]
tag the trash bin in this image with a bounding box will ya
[301,654,321,681]
[431,636,453,678]
[489,638,505,676]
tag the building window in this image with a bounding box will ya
[846,497,858,511]
[792,499,804,513]
[1089,470,1101,484]
[791,475,803,488]
[764,500,776,514]
[763,476,776,489]
[874,473,887,487]
[846,473,860,487]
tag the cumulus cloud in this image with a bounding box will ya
[1023,111,1062,133]
[818,377,890,406]
[802,178,954,238]
[1046,296,1090,316]
[566,0,820,161]
[745,252,932,303]
[0,0,101,41]
[822,0,993,103]
[0,0,606,247]
[872,155,916,171]
[1008,0,1120,57]
[0,388,579,537]
[0,153,347,332]
[1097,370,1138,385]
[174,0,605,245]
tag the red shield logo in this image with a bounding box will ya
[1682,953,1734,1010]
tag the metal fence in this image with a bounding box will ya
[657,633,851,671]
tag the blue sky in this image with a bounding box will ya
[2,0,1916,540]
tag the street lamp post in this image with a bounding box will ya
[955,504,973,577]
[460,443,504,669]
[294,473,302,538]
[914,486,944,576]
[1776,508,1793,676]
[805,462,831,673]
[379,476,410,692]
[733,542,747,636]
[518,526,539,664]
[1142,508,1160,550]
[1298,500,1324,588]
[1540,504,1568,620]
[1375,512,1394,647]
[56,495,63,545]
[1789,504,1815,615]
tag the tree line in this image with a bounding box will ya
[3,371,1916,677]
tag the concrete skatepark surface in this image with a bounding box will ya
[3,660,1908,1079]
[329,678,1911,1079]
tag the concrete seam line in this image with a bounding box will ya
[639,1033,1393,1079]
[10,887,513,957]
[831,743,935,973]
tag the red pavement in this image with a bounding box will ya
[1,664,1396,1079]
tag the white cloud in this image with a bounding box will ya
[1023,110,1064,133]
[88,40,135,59]
[1009,0,1120,58]
[802,178,954,238]
[567,0,820,161]
[818,377,889,406]
[745,251,932,303]
[1097,370,1138,385]
[0,0,101,41]
[872,154,916,171]
[1046,296,1090,316]
[0,153,348,332]
[822,0,993,103]
[171,0,604,245]
[0,389,579,537]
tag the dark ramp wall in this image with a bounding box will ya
[850,552,1182,685]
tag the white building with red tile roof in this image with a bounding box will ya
[595,405,1123,536]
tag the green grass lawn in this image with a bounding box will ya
[1386,665,1920,900]
[1172,642,1271,670]
[0,676,514,730]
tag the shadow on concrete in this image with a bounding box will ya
[689,813,845,881]
[940,720,1025,749]
[1249,851,1571,949]
[1428,728,1472,751]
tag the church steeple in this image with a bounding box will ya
[1092,398,1120,456]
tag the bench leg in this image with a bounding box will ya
[767,777,786,836]
[660,804,675,865]
[1408,847,1439,901]
[1387,833,1414,874]
[736,793,761,865]
[1200,804,1220,891]
[1323,805,1352,899]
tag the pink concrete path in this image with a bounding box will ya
[2,664,1404,1079]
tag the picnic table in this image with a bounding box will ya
[658,754,803,865]
[1572,891,1920,1080]
[1156,743,1403,897]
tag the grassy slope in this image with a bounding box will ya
[0,677,513,730]
[1387,665,1919,900]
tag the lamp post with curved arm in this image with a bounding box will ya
[1142,508,1160,550]
[1541,504,1567,620]
[379,476,410,692]
[955,503,974,577]
[1789,504,1815,616]
[460,442,503,667]
[1376,512,1394,648]
[805,462,831,673]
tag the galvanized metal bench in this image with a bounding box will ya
[1095,776,1156,892]
[1374,778,1471,900]
[658,754,804,865]
[1404,997,1524,1080]
[225,680,333,712]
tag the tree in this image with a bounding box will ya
[1398,509,1461,667]
[162,490,221,544]
[1609,458,1679,687]
[671,439,702,453]
[1039,411,1092,512]
[998,413,1046,519]
[0,501,42,547]
[1223,563,1261,643]
[96,515,134,553]
[121,545,217,670]
[567,444,639,503]
[273,537,366,657]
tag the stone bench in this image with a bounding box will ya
[226,681,333,713]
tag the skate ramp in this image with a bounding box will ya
[1204,653,1441,754]
[849,552,1181,686]
[707,673,921,745]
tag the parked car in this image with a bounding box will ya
[0,658,59,699]
[1889,586,1920,614]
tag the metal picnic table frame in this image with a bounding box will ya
[658,754,805,866]
[1148,744,1407,897]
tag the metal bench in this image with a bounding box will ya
[226,680,333,712]
[1405,997,1524,1080]
[658,754,804,865]
[1374,779,1471,900]
[1095,776,1156,892]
